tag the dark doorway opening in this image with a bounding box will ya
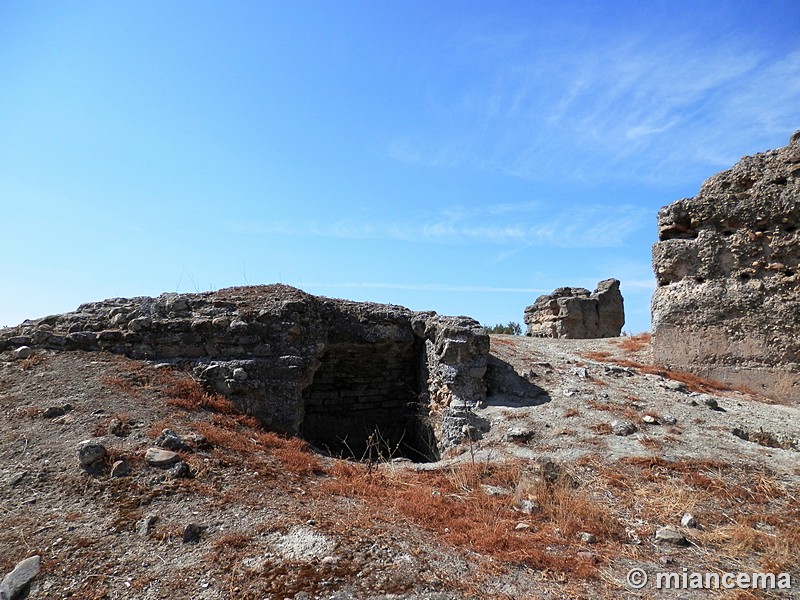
[300,341,439,462]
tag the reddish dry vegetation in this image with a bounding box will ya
[593,332,761,396]
[155,374,323,478]
[319,460,626,581]
[144,369,800,584]
[614,332,651,353]
[581,351,745,395]
[132,370,623,583]
[153,377,609,580]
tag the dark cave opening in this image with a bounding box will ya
[300,340,439,463]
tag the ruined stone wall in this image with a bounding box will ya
[652,132,800,401]
[524,279,624,339]
[0,285,488,456]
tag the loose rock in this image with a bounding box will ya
[136,515,158,537]
[518,499,541,515]
[655,526,688,546]
[681,513,699,529]
[183,524,205,544]
[76,440,107,472]
[154,429,186,451]
[611,420,637,436]
[110,459,131,478]
[42,406,67,419]
[506,427,533,442]
[168,461,192,479]
[144,447,181,467]
[0,555,40,600]
[8,472,27,487]
[12,346,33,360]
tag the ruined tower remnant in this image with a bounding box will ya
[651,131,800,401]
[0,285,489,460]
[523,279,624,339]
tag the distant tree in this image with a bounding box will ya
[485,321,522,335]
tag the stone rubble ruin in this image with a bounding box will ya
[0,285,489,461]
[523,279,625,339]
[651,131,800,402]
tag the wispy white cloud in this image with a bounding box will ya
[227,201,649,248]
[303,282,551,294]
[387,29,800,184]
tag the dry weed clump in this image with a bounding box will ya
[318,459,625,579]
[18,353,46,371]
[615,332,652,353]
[580,350,745,395]
[603,457,800,574]
[99,374,141,396]
[164,378,239,413]
[212,531,253,550]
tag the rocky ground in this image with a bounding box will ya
[1,334,798,599]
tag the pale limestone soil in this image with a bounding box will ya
[462,335,800,599]
[478,335,800,475]
[0,350,599,600]
[1,340,799,599]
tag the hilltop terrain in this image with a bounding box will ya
[2,333,798,599]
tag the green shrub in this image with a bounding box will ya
[485,321,522,335]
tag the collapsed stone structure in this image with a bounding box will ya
[0,285,489,460]
[652,131,800,401]
[523,279,624,339]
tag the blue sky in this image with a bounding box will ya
[2,1,799,333]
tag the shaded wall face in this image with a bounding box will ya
[301,340,438,461]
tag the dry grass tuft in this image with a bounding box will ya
[212,532,253,550]
[19,353,46,371]
[164,378,238,414]
[616,332,652,353]
[580,350,744,395]
[317,459,625,580]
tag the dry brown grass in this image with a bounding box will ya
[589,423,613,435]
[18,353,46,371]
[597,456,800,574]
[616,332,651,353]
[164,378,239,413]
[580,350,747,395]
[212,531,253,550]
[317,459,626,580]
[99,374,140,396]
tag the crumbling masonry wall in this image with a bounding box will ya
[0,285,488,457]
[652,132,800,401]
[524,279,624,339]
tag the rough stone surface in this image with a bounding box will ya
[76,440,107,471]
[0,285,488,457]
[610,420,637,436]
[144,448,181,467]
[0,555,40,600]
[652,132,800,401]
[654,526,688,546]
[12,346,32,360]
[524,279,624,339]
[110,459,131,478]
